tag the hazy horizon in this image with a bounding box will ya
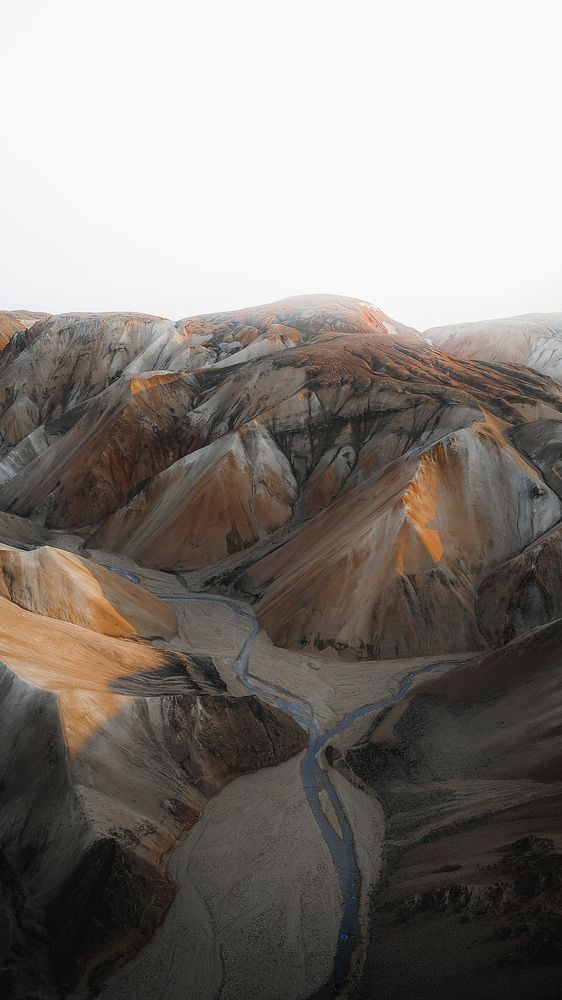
[4,294,562,334]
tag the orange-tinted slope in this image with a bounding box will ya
[0,372,199,526]
[242,417,561,656]
[0,544,304,995]
[1,298,561,663]
[0,310,49,349]
[92,426,297,569]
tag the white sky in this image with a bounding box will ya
[1,0,561,330]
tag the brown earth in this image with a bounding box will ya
[1,295,562,1000]
[343,620,562,1000]
[0,546,305,998]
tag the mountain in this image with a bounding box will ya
[0,541,305,996]
[0,310,50,350]
[0,297,409,454]
[92,426,298,568]
[426,313,562,383]
[1,301,561,658]
[346,619,562,1000]
[0,294,561,1000]
[0,371,200,526]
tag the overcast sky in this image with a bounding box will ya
[1,0,561,330]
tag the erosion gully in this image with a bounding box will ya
[113,569,462,997]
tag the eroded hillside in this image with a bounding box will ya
[1,295,561,1000]
[1,297,561,659]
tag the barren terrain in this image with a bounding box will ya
[1,296,561,999]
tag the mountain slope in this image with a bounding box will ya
[2,294,562,999]
[426,313,562,383]
[241,416,561,656]
[347,620,562,1000]
[0,310,49,350]
[92,426,297,568]
[0,547,305,996]
[1,297,561,660]
[0,372,199,526]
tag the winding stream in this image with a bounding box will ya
[107,569,463,996]
[157,589,465,996]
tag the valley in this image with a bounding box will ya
[0,295,561,998]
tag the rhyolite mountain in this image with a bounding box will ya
[426,312,562,383]
[1,298,562,658]
[0,295,561,1000]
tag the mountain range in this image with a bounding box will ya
[0,295,560,1000]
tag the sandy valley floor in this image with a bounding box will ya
[63,546,470,1000]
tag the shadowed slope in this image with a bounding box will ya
[347,621,562,1000]
[0,310,49,350]
[0,372,199,526]
[478,523,562,646]
[92,426,297,568]
[0,550,305,996]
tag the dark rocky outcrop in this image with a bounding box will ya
[343,622,562,1000]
